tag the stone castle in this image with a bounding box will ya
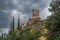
[26,9,43,29]
[21,9,43,29]
[27,9,40,25]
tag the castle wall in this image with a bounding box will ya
[27,9,43,29]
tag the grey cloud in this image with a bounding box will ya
[0,28,9,36]
[0,0,51,34]
[0,11,11,28]
[14,0,51,13]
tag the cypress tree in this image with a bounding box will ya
[3,33,6,40]
[12,16,15,32]
[17,15,20,30]
[10,21,13,32]
[1,33,3,40]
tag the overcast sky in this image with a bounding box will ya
[0,0,51,35]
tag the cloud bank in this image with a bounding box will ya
[0,0,51,34]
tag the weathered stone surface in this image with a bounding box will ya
[27,9,43,30]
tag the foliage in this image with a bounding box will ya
[45,0,60,40]
[2,16,41,40]
[1,0,60,40]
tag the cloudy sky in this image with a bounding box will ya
[0,0,51,35]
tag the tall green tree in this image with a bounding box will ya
[9,16,15,34]
[45,0,60,40]
[45,0,60,32]
[0,33,4,40]
[12,16,15,32]
[17,15,20,30]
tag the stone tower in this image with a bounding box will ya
[27,9,43,29]
[32,9,39,18]
[27,9,41,25]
